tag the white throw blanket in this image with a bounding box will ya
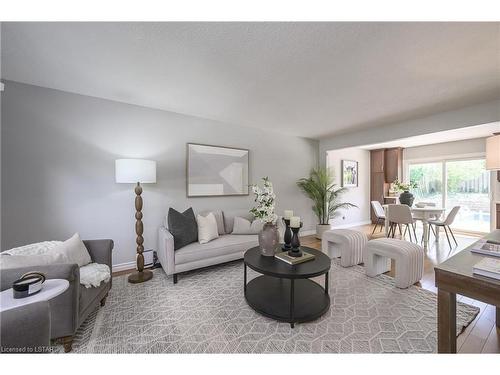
[79,263,111,288]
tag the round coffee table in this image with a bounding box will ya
[243,246,330,328]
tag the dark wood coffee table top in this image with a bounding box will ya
[244,246,330,279]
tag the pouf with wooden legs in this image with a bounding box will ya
[322,229,368,267]
[364,238,424,288]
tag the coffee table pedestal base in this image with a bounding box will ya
[245,275,330,328]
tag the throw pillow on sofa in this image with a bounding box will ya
[232,216,264,234]
[0,233,91,268]
[196,212,219,244]
[199,210,225,235]
[51,233,92,267]
[168,207,198,250]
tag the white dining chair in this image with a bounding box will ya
[370,201,386,235]
[387,204,417,242]
[427,206,461,249]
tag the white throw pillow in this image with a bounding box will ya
[3,241,63,256]
[51,233,92,267]
[196,213,219,244]
[232,216,264,234]
[0,253,67,269]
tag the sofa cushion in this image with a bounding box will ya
[223,209,254,234]
[199,210,225,235]
[174,234,258,265]
[168,207,198,250]
[79,283,105,314]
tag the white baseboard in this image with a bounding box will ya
[300,229,317,236]
[112,261,136,273]
[331,220,372,229]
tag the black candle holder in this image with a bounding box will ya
[282,218,292,251]
[288,222,303,257]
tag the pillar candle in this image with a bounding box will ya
[289,216,301,228]
[284,210,293,220]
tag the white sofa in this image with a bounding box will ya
[158,209,282,283]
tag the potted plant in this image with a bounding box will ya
[393,179,418,207]
[297,167,357,239]
[250,177,279,256]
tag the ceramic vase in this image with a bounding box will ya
[258,223,279,256]
[399,190,415,207]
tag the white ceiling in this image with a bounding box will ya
[359,121,500,150]
[2,22,499,139]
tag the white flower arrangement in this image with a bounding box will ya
[250,177,278,224]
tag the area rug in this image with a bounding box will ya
[54,259,479,353]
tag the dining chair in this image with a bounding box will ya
[387,204,417,242]
[370,201,386,235]
[427,206,461,249]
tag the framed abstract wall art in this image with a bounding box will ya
[187,143,249,197]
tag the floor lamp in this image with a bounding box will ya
[115,159,157,284]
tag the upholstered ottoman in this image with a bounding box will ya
[322,229,368,267]
[364,238,424,288]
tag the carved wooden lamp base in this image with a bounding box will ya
[128,270,153,284]
[128,181,153,284]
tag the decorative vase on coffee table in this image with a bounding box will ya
[399,190,415,207]
[258,223,279,256]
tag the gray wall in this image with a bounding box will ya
[1,81,319,267]
[326,147,371,227]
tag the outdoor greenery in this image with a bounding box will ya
[408,159,490,232]
[297,167,356,225]
[393,179,418,192]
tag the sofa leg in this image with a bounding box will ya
[173,274,178,284]
[100,293,108,307]
[62,335,74,353]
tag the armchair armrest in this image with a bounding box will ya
[158,227,175,276]
[0,263,79,292]
[0,264,80,338]
[1,301,51,353]
[83,239,114,268]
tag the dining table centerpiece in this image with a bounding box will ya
[393,179,418,207]
[250,177,279,256]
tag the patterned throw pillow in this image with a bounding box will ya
[168,207,198,250]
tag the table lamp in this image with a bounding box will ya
[115,159,157,283]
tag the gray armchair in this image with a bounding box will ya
[0,239,113,352]
[0,301,51,353]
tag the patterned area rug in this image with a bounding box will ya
[54,259,479,353]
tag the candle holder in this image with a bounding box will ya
[282,217,292,250]
[288,222,303,257]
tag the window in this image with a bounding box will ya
[407,157,490,233]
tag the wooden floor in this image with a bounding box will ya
[302,223,500,354]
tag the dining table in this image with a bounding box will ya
[383,204,446,249]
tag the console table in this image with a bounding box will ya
[434,230,500,353]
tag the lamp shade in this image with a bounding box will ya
[115,159,157,184]
[486,134,500,170]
